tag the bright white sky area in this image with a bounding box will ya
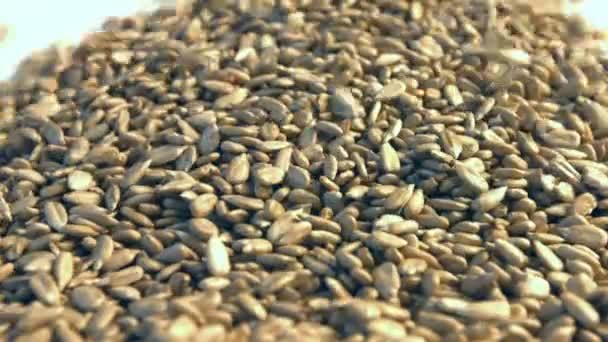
[0,0,161,80]
[0,0,607,80]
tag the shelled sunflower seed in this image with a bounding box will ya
[0,0,608,341]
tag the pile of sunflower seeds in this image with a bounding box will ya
[0,0,608,340]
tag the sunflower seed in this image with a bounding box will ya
[206,235,230,276]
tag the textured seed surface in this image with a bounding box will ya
[0,1,607,341]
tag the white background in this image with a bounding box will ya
[0,0,160,80]
[0,0,606,80]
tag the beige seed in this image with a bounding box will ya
[85,303,119,336]
[225,154,250,184]
[104,183,120,211]
[0,192,12,222]
[267,218,312,246]
[222,195,264,211]
[455,161,489,194]
[63,191,102,206]
[71,286,106,312]
[561,224,608,250]
[373,262,400,300]
[514,275,550,299]
[156,243,197,263]
[167,315,197,339]
[383,119,403,143]
[494,239,527,267]
[54,320,82,342]
[193,324,226,341]
[15,169,46,185]
[215,88,249,109]
[16,252,55,273]
[380,143,400,173]
[16,307,64,333]
[67,170,94,191]
[29,272,60,306]
[444,84,463,106]
[103,266,144,287]
[287,165,311,189]
[368,319,405,340]
[53,252,73,290]
[377,81,406,100]
[102,249,138,272]
[121,159,151,188]
[237,293,267,320]
[274,147,292,172]
[375,53,402,67]
[189,218,219,240]
[257,271,297,295]
[330,88,365,119]
[120,206,154,227]
[190,193,218,217]
[572,193,597,216]
[384,185,415,211]
[368,231,408,249]
[44,201,68,231]
[403,189,425,218]
[438,298,511,320]
[90,235,114,271]
[206,235,231,276]
[471,186,507,213]
[561,291,599,328]
[150,145,187,166]
[533,240,564,271]
[255,166,285,186]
